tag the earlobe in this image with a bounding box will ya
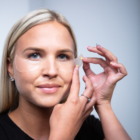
[7,57,15,80]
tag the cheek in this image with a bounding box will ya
[13,65,40,95]
[58,67,74,98]
[59,66,74,84]
[58,69,73,102]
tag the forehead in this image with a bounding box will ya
[15,21,74,54]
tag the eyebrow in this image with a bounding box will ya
[22,47,74,54]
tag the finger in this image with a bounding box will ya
[67,66,80,103]
[83,107,94,120]
[86,46,104,56]
[96,45,118,63]
[82,57,108,69]
[80,75,94,105]
[84,92,96,111]
[86,45,112,65]
[82,62,96,78]
[110,62,128,81]
[106,58,110,65]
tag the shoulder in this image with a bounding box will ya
[0,113,34,140]
[0,113,9,126]
[0,126,8,139]
[83,115,104,134]
[84,114,104,132]
[0,114,9,139]
[83,114,100,126]
[75,114,104,140]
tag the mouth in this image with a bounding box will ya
[39,87,59,94]
[37,83,60,94]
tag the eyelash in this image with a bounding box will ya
[27,53,70,60]
[28,53,40,59]
[58,54,70,60]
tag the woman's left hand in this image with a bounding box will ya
[82,44,128,109]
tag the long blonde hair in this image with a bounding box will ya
[0,8,77,114]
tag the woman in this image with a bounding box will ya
[0,8,131,140]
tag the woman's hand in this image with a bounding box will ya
[81,44,131,140]
[49,66,96,140]
[82,44,128,109]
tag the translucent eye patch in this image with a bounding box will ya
[15,54,83,73]
[74,54,83,67]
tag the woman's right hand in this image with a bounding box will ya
[49,66,96,140]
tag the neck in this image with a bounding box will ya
[8,96,54,140]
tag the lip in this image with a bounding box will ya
[37,83,60,94]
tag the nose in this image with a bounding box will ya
[42,57,58,79]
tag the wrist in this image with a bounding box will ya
[49,130,74,140]
[95,103,112,115]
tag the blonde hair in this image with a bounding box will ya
[0,8,77,114]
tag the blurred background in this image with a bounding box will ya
[0,0,139,139]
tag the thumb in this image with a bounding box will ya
[67,65,80,102]
[83,62,95,78]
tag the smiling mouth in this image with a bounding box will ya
[37,83,60,94]
[38,87,60,94]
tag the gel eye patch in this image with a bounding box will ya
[15,54,83,73]
[74,54,83,67]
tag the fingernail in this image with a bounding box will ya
[96,43,99,46]
[82,57,87,60]
[76,65,79,70]
[96,44,102,48]
[110,62,116,65]
[86,46,92,49]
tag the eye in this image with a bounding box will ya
[28,53,40,60]
[58,54,70,60]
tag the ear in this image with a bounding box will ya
[7,57,15,79]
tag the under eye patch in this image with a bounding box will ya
[74,54,83,67]
[15,54,83,73]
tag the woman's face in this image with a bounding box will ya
[9,21,75,108]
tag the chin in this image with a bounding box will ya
[20,87,69,108]
[31,97,62,108]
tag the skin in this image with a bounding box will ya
[7,21,131,140]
